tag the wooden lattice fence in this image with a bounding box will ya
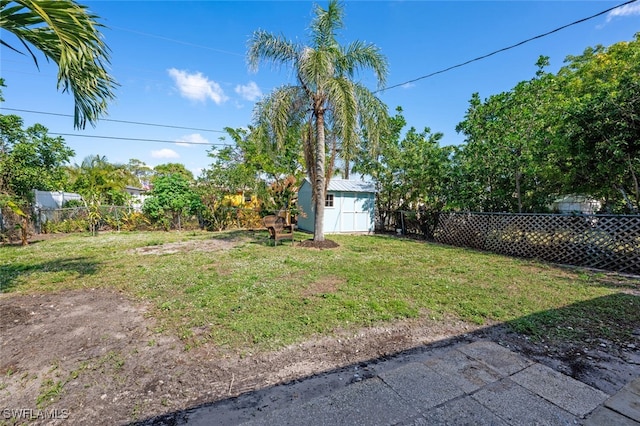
[433,212,640,275]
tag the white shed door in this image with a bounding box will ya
[341,193,371,232]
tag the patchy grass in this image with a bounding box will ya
[1,230,638,351]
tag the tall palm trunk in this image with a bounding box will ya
[314,109,326,242]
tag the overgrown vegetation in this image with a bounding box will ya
[2,231,637,351]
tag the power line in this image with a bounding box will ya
[110,25,244,57]
[1,107,227,134]
[378,0,640,93]
[49,132,230,147]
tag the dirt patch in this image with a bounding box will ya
[297,239,340,249]
[300,276,345,297]
[0,289,638,425]
[129,238,242,255]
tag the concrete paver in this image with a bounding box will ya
[178,340,639,426]
[378,362,463,410]
[583,406,640,426]
[457,341,533,376]
[424,348,503,393]
[604,386,640,422]
[510,362,609,417]
[471,379,578,426]
[416,396,510,426]
[243,377,419,426]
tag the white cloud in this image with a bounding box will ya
[401,82,415,89]
[192,167,204,178]
[151,148,180,159]
[235,81,262,101]
[167,68,228,104]
[606,3,640,22]
[175,133,209,147]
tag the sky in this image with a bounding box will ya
[1,0,640,179]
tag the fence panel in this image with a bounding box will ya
[433,212,640,275]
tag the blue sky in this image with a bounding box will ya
[1,1,639,179]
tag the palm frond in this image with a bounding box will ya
[253,85,308,148]
[310,0,343,49]
[0,0,117,129]
[354,83,389,152]
[340,40,388,88]
[247,30,300,73]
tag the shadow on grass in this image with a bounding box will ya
[132,292,640,425]
[0,239,47,248]
[0,257,100,293]
[508,292,640,345]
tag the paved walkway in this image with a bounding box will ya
[178,340,639,425]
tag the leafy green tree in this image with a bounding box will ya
[553,35,640,212]
[356,107,451,237]
[125,158,153,188]
[142,173,202,230]
[0,114,74,244]
[0,0,117,129]
[454,36,640,214]
[153,163,194,182]
[247,0,388,242]
[454,58,557,213]
[66,155,137,205]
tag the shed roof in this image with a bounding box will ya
[303,178,375,193]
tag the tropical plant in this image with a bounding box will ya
[65,155,137,205]
[142,174,202,231]
[152,163,194,182]
[0,114,74,244]
[553,34,640,213]
[247,0,388,242]
[0,0,117,128]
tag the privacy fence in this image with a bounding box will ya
[380,211,640,275]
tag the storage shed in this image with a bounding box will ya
[551,195,602,214]
[297,179,375,234]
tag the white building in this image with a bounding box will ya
[297,179,375,234]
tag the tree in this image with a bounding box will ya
[0,0,117,129]
[247,0,388,242]
[65,155,137,205]
[454,58,558,213]
[0,114,74,244]
[153,163,194,182]
[142,173,202,230]
[356,107,452,237]
[453,36,640,214]
[553,35,640,212]
[125,158,153,189]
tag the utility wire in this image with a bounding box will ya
[2,107,227,134]
[49,132,230,147]
[377,0,640,93]
[110,25,244,57]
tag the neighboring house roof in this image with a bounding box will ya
[303,178,375,193]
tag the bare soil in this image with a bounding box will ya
[2,290,638,426]
[297,239,340,249]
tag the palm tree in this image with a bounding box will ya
[248,0,388,242]
[66,155,137,204]
[0,0,117,129]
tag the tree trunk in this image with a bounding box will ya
[628,155,639,213]
[515,169,523,213]
[314,110,326,242]
[20,215,29,246]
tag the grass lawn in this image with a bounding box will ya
[2,230,638,351]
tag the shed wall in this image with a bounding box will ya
[296,180,375,234]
